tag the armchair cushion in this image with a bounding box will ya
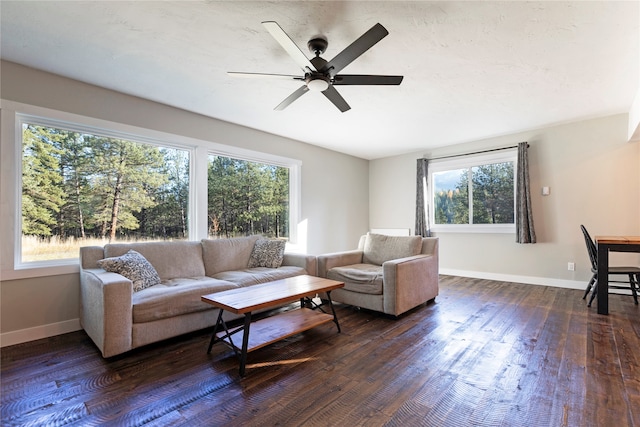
[362,233,423,266]
[327,263,383,295]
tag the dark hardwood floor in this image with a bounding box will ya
[2,276,639,426]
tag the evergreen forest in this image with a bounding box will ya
[21,124,289,251]
[434,162,514,224]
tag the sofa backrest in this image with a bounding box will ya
[201,235,260,276]
[102,241,206,281]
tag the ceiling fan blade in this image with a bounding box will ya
[323,23,389,77]
[262,21,317,72]
[332,75,403,85]
[228,72,303,81]
[322,85,351,112]
[274,85,309,111]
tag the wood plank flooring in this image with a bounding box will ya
[2,276,639,426]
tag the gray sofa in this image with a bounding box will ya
[79,235,316,357]
[317,233,439,316]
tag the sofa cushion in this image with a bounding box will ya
[103,241,206,281]
[248,238,286,268]
[98,250,161,292]
[132,277,238,323]
[201,235,260,276]
[362,233,423,266]
[213,266,308,287]
[327,263,384,295]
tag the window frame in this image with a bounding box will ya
[206,150,298,241]
[0,101,301,280]
[428,149,517,234]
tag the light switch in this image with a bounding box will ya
[542,186,550,196]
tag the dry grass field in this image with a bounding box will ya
[21,236,109,262]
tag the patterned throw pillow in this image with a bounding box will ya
[248,239,286,268]
[97,249,161,292]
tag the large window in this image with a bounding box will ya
[1,106,301,276]
[430,150,516,232]
[207,154,289,239]
[20,120,190,262]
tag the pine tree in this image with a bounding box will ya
[21,125,66,236]
[85,136,167,241]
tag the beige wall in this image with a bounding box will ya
[0,61,369,339]
[1,274,80,332]
[370,114,640,286]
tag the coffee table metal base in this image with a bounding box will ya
[207,294,341,376]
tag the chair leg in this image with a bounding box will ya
[583,274,596,300]
[587,279,598,307]
[629,274,639,305]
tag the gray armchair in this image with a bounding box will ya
[317,233,439,316]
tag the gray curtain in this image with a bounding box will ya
[516,142,536,243]
[415,158,431,237]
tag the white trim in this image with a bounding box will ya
[2,263,79,281]
[431,224,515,234]
[439,268,585,290]
[0,318,81,348]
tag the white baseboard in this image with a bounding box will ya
[0,318,81,348]
[439,268,585,290]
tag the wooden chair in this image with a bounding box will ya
[580,225,640,307]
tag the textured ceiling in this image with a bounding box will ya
[1,1,639,159]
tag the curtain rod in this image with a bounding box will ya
[427,142,528,161]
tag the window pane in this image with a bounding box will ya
[471,162,514,224]
[433,168,469,224]
[21,123,190,262]
[208,155,289,239]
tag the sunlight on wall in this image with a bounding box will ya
[287,218,308,254]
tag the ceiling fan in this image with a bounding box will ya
[228,21,403,112]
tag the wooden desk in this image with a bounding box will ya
[595,236,640,314]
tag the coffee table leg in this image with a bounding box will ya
[207,309,224,354]
[325,291,341,333]
[239,312,252,377]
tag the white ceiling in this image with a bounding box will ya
[1,1,639,160]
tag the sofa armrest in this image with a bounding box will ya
[382,254,439,316]
[80,269,133,357]
[282,253,318,276]
[80,245,106,269]
[317,250,364,278]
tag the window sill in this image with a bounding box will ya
[1,262,80,281]
[431,225,515,234]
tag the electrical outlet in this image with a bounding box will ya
[568,262,575,271]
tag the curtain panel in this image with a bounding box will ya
[516,142,536,243]
[415,158,431,237]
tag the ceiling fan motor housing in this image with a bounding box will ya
[307,36,328,56]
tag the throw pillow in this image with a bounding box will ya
[97,249,161,292]
[248,238,286,268]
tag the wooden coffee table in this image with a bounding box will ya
[201,275,344,376]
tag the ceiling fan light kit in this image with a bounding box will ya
[306,76,330,92]
[228,21,403,112]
